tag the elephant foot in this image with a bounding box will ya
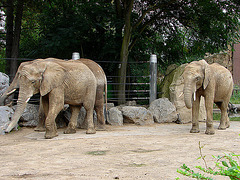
[96,124,106,131]
[64,128,76,134]
[218,125,226,130]
[226,122,230,128]
[45,131,58,139]
[190,128,200,133]
[34,126,46,132]
[86,128,96,134]
[205,128,215,135]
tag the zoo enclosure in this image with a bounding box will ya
[1,55,158,105]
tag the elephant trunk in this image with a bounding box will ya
[5,92,32,133]
[184,82,196,109]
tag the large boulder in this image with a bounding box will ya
[122,106,154,125]
[160,64,206,123]
[0,106,15,134]
[0,72,9,96]
[63,107,97,129]
[148,98,178,123]
[107,107,123,126]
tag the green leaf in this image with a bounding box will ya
[222,161,229,167]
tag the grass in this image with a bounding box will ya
[230,85,240,104]
[213,113,240,121]
[86,150,108,156]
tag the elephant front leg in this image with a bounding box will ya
[64,105,81,134]
[190,95,200,133]
[44,93,64,139]
[205,97,215,135]
[35,97,46,132]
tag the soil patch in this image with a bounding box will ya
[0,121,239,179]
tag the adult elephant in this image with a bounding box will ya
[183,60,233,135]
[1,58,107,131]
[5,60,97,139]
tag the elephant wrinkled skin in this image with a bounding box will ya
[4,60,97,139]
[183,59,233,135]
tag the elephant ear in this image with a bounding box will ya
[40,62,66,96]
[199,60,211,89]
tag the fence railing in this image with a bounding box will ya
[0,55,158,105]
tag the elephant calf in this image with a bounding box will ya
[183,59,233,135]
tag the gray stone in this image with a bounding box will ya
[0,106,14,135]
[18,104,40,127]
[122,106,154,125]
[148,98,178,123]
[63,107,97,129]
[107,107,123,126]
[0,72,9,96]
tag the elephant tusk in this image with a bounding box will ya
[179,92,184,98]
[193,92,196,101]
[6,89,16,96]
[25,97,31,103]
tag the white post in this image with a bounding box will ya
[150,54,157,104]
[72,52,80,60]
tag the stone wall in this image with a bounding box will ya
[204,50,233,73]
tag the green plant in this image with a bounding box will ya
[86,150,108,156]
[177,142,240,180]
[231,86,240,104]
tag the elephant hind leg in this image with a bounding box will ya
[95,101,106,131]
[64,105,81,134]
[216,102,230,130]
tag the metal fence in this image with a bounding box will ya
[1,55,158,105]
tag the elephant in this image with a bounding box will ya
[1,58,107,132]
[35,58,108,131]
[4,60,97,139]
[183,59,233,135]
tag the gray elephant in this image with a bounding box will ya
[183,59,233,135]
[5,60,97,139]
[1,58,107,131]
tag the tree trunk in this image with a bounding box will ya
[5,0,14,74]
[117,0,133,105]
[10,0,24,81]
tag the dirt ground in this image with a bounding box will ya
[0,121,239,180]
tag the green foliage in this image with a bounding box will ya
[231,86,240,104]
[177,142,240,180]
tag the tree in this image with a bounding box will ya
[114,0,240,104]
[3,0,24,80]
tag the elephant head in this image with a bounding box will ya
[5,61,66,132]
[183,60,211,109]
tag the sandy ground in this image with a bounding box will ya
[0,121,239,180]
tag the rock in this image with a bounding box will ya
[122,106,154,125]
[63,107,97,129]
[0,72,12,105]
[0,106,15,134]
[148,98,178,123]
[18,104,40,127]
[0,72,9,96]
[107,107,123,126]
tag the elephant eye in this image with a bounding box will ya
[196,77,200,81]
